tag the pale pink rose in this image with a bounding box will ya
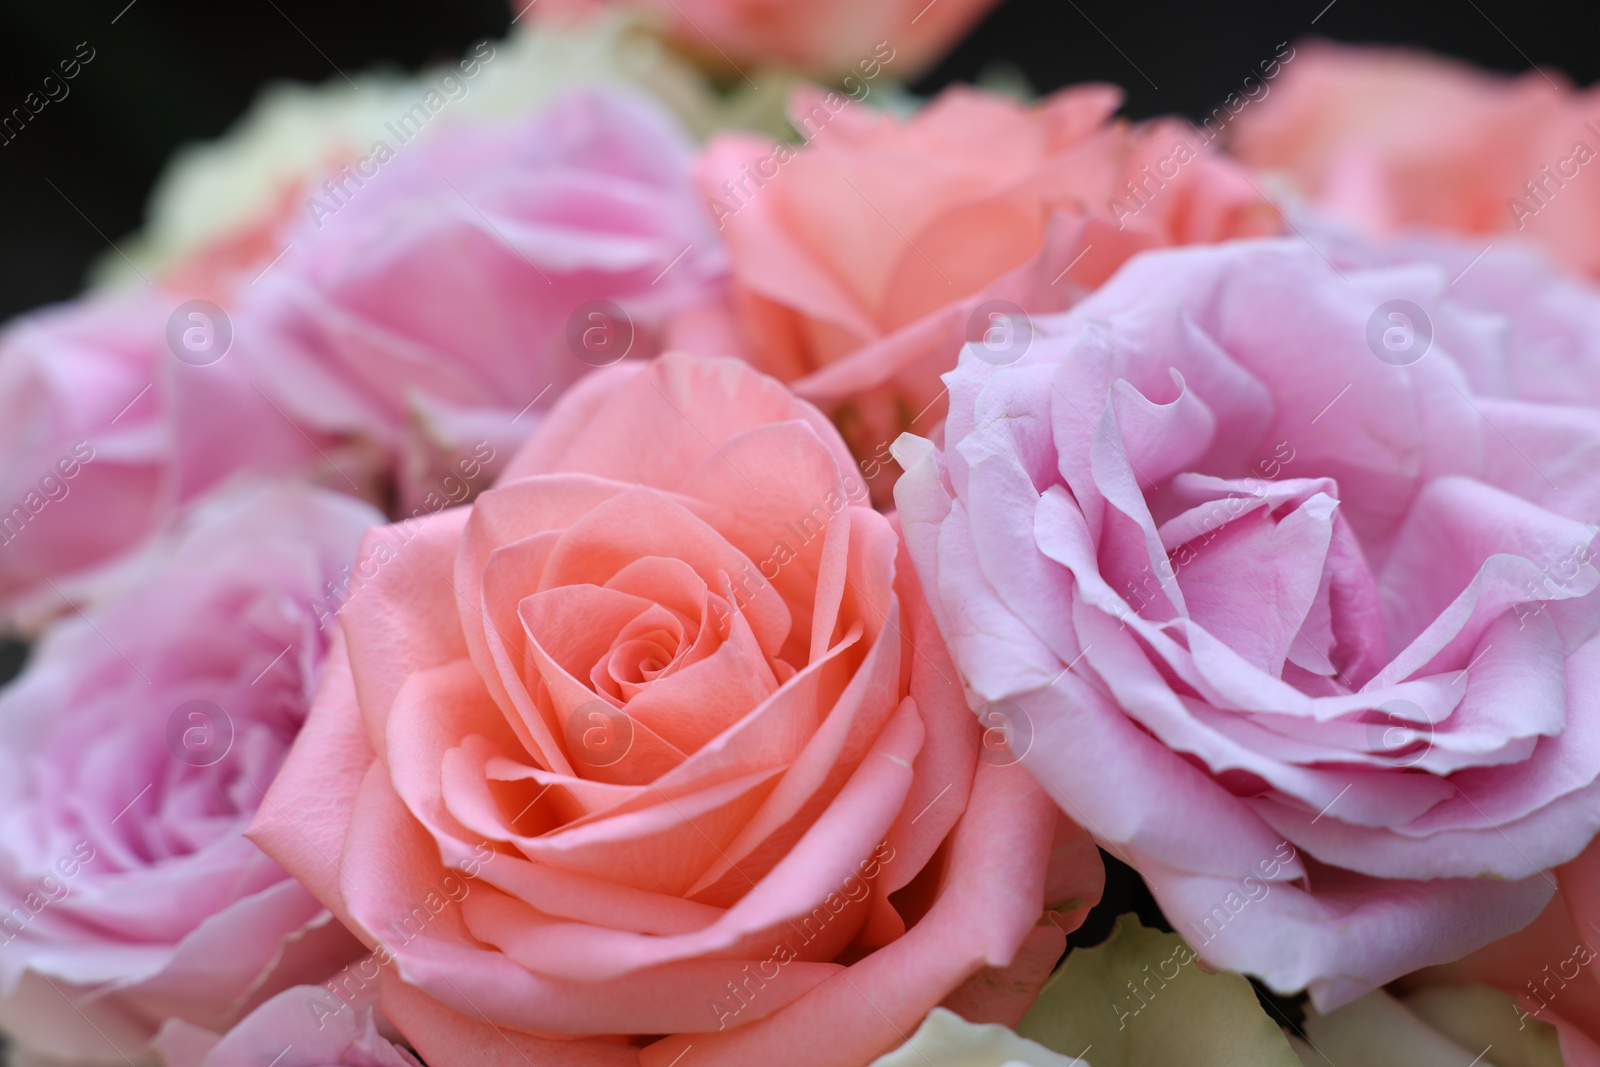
[0,294,337,631]
[153,985,420,1067]
[894,238,1600,1010]
[236,88,726,513]
[250,354,1103,1067]
[697,85,1278,499]
[0,484,382,1064]
[535,0,997,79]
[1231,40,1600,279]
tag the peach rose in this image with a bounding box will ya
[1230,40,1600,279]
[697,85,1277,498]
[1408,842,1600,1066]
[250,354,1102,1067]
[533,0,999,80]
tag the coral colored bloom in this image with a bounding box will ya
[895,238,1600,1008]
[251,354,1102,1067]
[535,0,998,80]
[1231,41,1600,279]
[698,85,1277,497]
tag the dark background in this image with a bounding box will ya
[3,0,1600,325]
[1,0,1555,1037]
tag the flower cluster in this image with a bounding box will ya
[5,7,1600,1067]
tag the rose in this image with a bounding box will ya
[250,353,1102,1067]
[894,237,1600,1009]
[0,294,337,631]
[0,483,381,1064]
[234,88,727,514]
[697,84,1277,498]
[533,0,998,80]
[152,986,421,1067]
[1230,40,1600,278]
[1408,841,1600,1065]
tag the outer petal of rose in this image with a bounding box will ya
[379,973,639,1067]
[339,509,472,763]
[501,354,856,493]
[340,757,841,1035]
[98,883,364,1038]
[793,214,1130,414]
[1140,853,1554,1010]
[938,924,1068,1027]
[156,984,417,1067]
[1402,881,1600,1045]
[385,659,524,867]
[637,761,1058,1067]
[1548,1013,1600,1067]
[246,632,373,926]
[151,1016,219,1067]
[1015,667,1301,883]
[696,134,878,340]
[459,700,922,980]
[873,531,981,896]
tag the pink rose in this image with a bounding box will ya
[0,484,381,1063]
[237,88,726,512]
[697,85,1277,498]
[535,0,997,79]
[1231,40,1600,278]
[894,238,1600,1009]
[251,354,1102,1067]
[153,985,420,1067]
[0,294,335,631]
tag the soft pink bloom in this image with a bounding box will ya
[1231,40,1600,278]
[250,354,1102,1067]
[535,0,997,79]
[894,237,1600,1009]
[236,88,726,513]
[0,294,336,631]
[0,484,380,1064]
[153,985,420,1067]
[697,85,1277,498]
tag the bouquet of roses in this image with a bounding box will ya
[4,3,1599,1065]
